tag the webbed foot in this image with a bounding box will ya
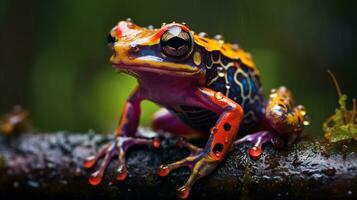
[158,139,218,199]
[83,136,160,185]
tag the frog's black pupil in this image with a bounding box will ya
[107,34,116,45]
[165,37,188,49]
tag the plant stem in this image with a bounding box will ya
[327,70,343,98]
[352,98,356,124]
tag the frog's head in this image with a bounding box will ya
[108,20,207,80]
[108,19,257,82]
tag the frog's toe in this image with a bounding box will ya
[158,141,202,177]
[234,130,277,159]
[83,143,111,169]
[84,136,161,185]
[158,150,218,199]
[177,155,217,199]
[176,138,203,155]
[85,142,117,185]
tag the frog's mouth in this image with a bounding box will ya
[111,56,203,77]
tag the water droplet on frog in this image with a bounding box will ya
[214,34,224,40]
[217,66,225,77]
[232,43,239,50]
[270,93,277,98]
[224,138,229,144]
[214,92,224,100]
[225,83,231,89]
[210,126,217,134]
[215,152,221,157]
[199,32,208,37]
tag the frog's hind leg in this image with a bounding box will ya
[265,86,308,137]
[234,86,309,159]
[152,108,204,137]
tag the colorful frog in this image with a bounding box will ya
[84,19,309,199]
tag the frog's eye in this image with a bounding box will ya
[160,26,193,58]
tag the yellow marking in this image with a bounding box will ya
[193,51,201,66]
[112,21,259,74]
[111,45,202,76]
[193,35,259,74]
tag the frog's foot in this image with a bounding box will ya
[176,138,203,155]
[83,136,160,185]
[233,130,277,159]
[158,142,217,199]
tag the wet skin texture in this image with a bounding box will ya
[84,19,309,199]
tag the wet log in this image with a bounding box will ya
[0,128,356,200]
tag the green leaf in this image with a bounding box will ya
[333,94,348,126]
[328,124,357,142]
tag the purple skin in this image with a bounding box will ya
[234,131,277,149]
[84,20,308,198]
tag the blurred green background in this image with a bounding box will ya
[0,0,356,136]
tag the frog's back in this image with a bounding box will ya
[171,46,265,134]
[205,51,265,127]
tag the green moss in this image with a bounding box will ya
[323,71,357,143]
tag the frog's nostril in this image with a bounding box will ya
[107,34,116,46]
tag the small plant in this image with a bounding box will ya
[323,70,357,142]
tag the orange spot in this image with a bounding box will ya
[214,92,224,100]
[116,170,128,181]
[152,138,161,148]
[177,186,190,199]
[89,171,102,186]
[83,156,96,168]
[158,165,170,177]
[249,146,262,159]
[116,26,122,38]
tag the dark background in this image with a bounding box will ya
[0,0,356,136]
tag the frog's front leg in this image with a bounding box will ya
[83,86,160,185]
[152,108,205,137]
[158,88,244,199]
